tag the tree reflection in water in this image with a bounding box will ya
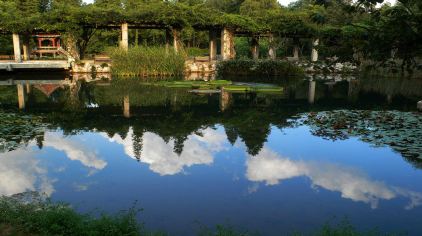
[0,76,421,169]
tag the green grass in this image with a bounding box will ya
[0,196,403,236]
[0,195,160,236]
[186,47,209,57]
[107,46,186,78]
[217,59,304,77]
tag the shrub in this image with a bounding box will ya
[217,59,304,77]
[0,195,147,236]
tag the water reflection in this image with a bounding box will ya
[44,133,107,170]
[0,148,54,197]
[104,127,227,175]
[1,74,422,235]
[247,148,422,210]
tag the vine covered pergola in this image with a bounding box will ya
[0,1,323,62]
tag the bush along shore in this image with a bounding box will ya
[216,59,304,77]
[0,195,401,236]
[107,46,185,78]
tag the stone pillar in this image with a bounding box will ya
[209,30,217,61]
[308,80,316,104]
[12,33,22,63]
[22,34,31,61]
[165,29,171,54]
[268,33,276,60]
[134,29,139,46]
[17,84,26,109]
[221,28,235,60]
[387,94,393,104]
[311,38,319,62]
[123,95,130,118]
[172,29,182,53]
[251,36,259,60]
[417,101,422,111]
[347,79,359,102]
[220,88,231,111]
[26,82,31,94]
[120,23,129,51]
[293,45,299,60]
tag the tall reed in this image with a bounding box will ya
[107,46,186,78]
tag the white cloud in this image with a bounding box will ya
[105,127,228,175]
[0,149,55,197]
[246,148,422,209]
[44,133,107,170]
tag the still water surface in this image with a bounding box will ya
[0,74,422,235]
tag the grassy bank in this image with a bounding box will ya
[107,46,185,77]
[217,59,304,77]
[0,196,400,236]
[0,195,154,236]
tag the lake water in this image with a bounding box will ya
[1,74,422,235]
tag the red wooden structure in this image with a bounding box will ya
[33,34,62,57]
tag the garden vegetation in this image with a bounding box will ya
[107,46,185,77]
[217,59,304,77]
[0,0,420,75]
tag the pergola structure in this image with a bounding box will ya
[93,22,294,61]
[6,22,319,64]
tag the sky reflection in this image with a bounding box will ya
[104,127,229,175]
[0,123,422,235]
[246,147,422,209]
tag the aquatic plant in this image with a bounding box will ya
[0,110,47,152]
[107,46,185,77]
[299,110,422,161]
[217,59,304,77]
[142,80,283,94]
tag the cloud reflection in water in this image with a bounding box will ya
[106,127,228,175]
[246,148,422,209]
[0,149,55,197]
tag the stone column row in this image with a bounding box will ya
[119,23,183,54]
[118,24,320,61]
[292,38,320,61]
[11,33,44,62]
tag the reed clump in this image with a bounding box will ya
[107,46,185,77]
